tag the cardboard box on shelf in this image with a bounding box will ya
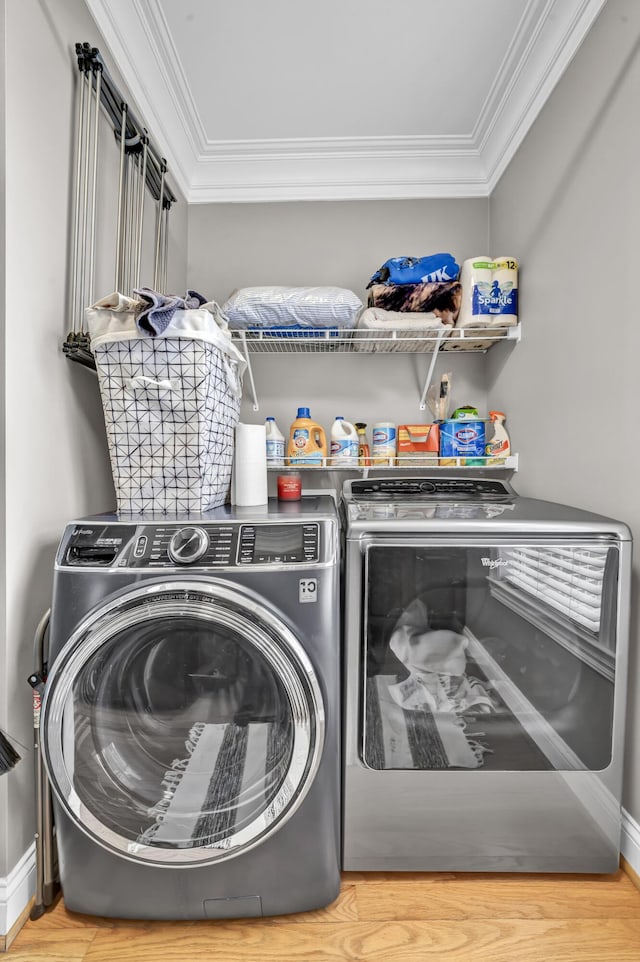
[396,424,440,466]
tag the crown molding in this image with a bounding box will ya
[85,0,197,201]
[481,0,607,190]
[87,0,606,203]
[189,135,486,203]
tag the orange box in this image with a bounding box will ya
[396,424,440,465]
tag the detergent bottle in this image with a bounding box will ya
[265,416,285,466]
[287,408,328,466]
[330,417,359,466]
[485,410,511,463]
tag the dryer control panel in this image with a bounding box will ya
[61,521,321,569]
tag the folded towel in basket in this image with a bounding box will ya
[134,288,207,336]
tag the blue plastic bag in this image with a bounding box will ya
[368,253,460,287]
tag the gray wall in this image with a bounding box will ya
[188,199,492,433]
[488,0,640,819]
[0,0,187,893]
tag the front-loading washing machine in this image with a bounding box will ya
[41,495,340,919]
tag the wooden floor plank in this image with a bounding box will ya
[8,872,640,962]
[5,927,99,961]
[78,918,640,962]
[354,871,640,920]
[13,898,115,932]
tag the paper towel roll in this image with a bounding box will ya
[233,423,268,505]
[491,256,518,327]
[457,256,493,328]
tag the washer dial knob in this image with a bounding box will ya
[168,526,209,565]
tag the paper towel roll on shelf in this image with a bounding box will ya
[493,257,518,297]
[457,255,519,329]
[457,257,492,328]
[490,256,518,326]
[232,423,268,506]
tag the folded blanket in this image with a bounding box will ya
[354,307,451,352]
[368,281,462,324]
[357,307,447,331]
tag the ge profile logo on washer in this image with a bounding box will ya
[299,578,318,603]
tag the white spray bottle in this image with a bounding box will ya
[485,411,510,463]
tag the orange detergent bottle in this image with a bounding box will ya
[287,407,328,466]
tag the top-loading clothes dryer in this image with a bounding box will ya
[341,476,632,873]
[41,496,341,920]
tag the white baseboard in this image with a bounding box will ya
[621,807,640,877]
[0,844,35,936]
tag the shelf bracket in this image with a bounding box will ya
[239,333,259,411]
[418,329,446,410]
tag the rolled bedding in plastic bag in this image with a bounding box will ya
[221,285,363,330]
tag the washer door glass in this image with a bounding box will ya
[42,582,324,866]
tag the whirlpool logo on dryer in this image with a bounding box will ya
[481,557,509,569]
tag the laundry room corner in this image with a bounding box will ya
[0,0,189,942]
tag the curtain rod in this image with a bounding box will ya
[75,42,176,208]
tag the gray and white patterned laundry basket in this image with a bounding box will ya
[86,299,246,514]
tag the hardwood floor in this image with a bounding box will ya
[6,869,640,961]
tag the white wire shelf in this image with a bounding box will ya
[231,324,520,355]
[269,455,518,474]
[234,324,521,411]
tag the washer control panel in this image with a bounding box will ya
[62,521,321,568]
[237,523,319,565]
